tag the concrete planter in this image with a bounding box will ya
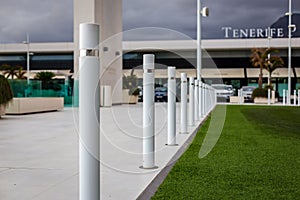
[254,97,268,104]
[0,104,6,118]
[122,89,138,104]
[6,97,63,114]
[230,96,244,103]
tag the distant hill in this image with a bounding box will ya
[271,13,300,38]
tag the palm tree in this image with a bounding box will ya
[0,64,20,79]
[250,48,280,88]
[15,66,27,80]
[265,55,284,85]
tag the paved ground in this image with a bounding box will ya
[0,103,204,200]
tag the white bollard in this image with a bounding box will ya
[188,77,195,126]
[268,89,271,105]
[180,73,188,134]
[283,89,286,105]
[194,79,199,121]
[294,90,296,106]
[79,23,100,200]
[287,89,290,105]
[141,54,157,169]
[201,82,205,118]
[198,80,202,119]
[298,90,300,106]
[167,67,177,146]
[238,89,243,104]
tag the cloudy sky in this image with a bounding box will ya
[0,0,299,43]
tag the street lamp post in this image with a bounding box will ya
[23,34,30,87]
[197,0,208,80]
[286,0,296,105]
[267,27,272,85]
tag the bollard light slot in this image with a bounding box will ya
[144,69,154,73]
[80,49,99,57]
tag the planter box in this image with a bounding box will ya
[254,97,269,104]
[6,97,64,114]
[230,96,244,103]
[122,89,138,104]
[0,104,6,118]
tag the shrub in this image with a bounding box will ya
[252,88,267,98]
[0,75,13,106]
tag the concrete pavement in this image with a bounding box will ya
[0,103,205,200]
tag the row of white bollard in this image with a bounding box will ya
[141,54,217,169]
[282,89,300,106]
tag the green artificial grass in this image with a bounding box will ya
[152,105,300,200]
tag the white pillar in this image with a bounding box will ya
[283,89,286,105]
[198,80,202,119]
[142,54,157,169]
[298,90,300,106]
[180,73,188,134]
[201,82,205,117]
[268,89,271,105]
[79,23,100,200]
[167,67,177,145]
[194,80,199,121]
[188,77,195,126]
[294,90,296,106]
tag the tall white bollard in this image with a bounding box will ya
[298,90,300,106]
[188,77,195,126]
[142,54,156,169]
[283,89,286,105]
[194,80,199,121]
[79,23,100,200]
[294,90,296,106]
[167,67,177,146]
[180,73,188,134]
[268,89,271,105]
[201,82,205,118]
[198,80,202,119]
[238,89,243,104]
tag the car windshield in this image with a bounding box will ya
[212,85,232,90]
[155,87,167,92]
[242,87,255,91]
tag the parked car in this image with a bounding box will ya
[155,87,167,102]
[138,86,143,102]
[211,84,234,102]
[241,86,256,102]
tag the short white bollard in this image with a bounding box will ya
[79,23,100,200]
[283,89,286,105]
[238,89,241,104]
[180,73,188,134]
[188,77,195,126]
[294,90,296,106]
[298,90,300,106]
[201,82,205,118]
[194,79,199,121]
[198,80,202,119]
[268,89,271,105]
[141,54,157,169]
[167,67,177,146]
[287,89,290,105]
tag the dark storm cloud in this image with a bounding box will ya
[0,0,73,43]
[123,0,300,40]
[0,0,299,42]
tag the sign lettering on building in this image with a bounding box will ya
[221,27,284,38]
